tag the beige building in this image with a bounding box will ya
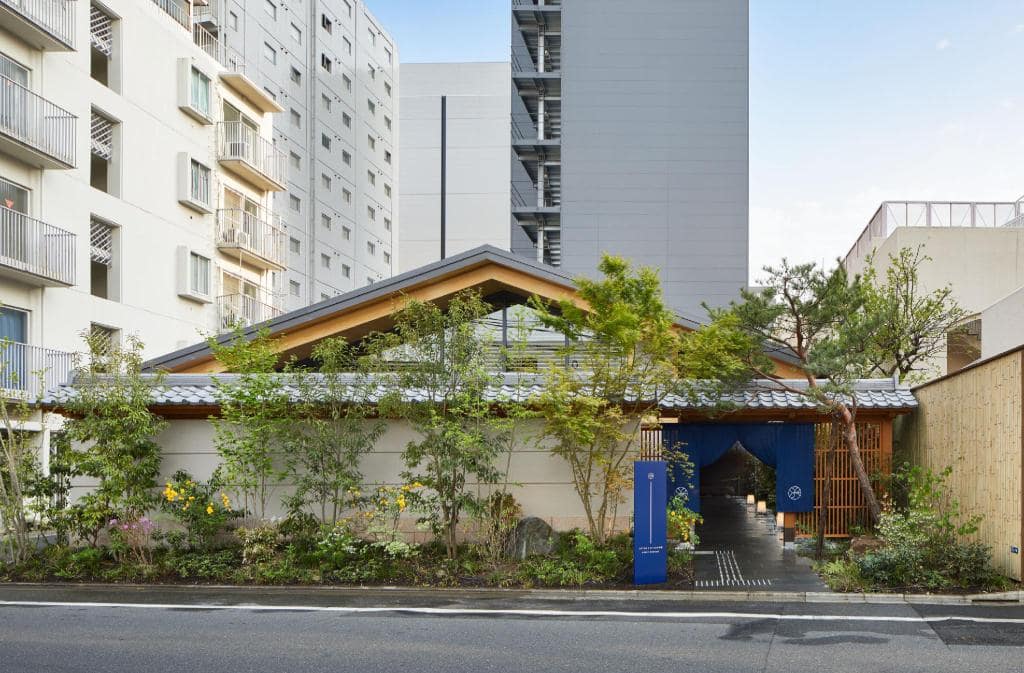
[0,0,291,405]
[844,199,1024,377]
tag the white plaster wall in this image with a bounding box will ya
[981,286,1024,360]
[102,417,638,536]
[398,62,511,273]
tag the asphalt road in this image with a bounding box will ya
[0,585,1022,673]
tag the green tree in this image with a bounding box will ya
[862,246,967,383]
[529,254,681,544]
[691,260,884,541]
[0,341,47,563]
[61,333,167,546]
[209,328,290,520]
[284,337,385,525]
[368,290,504,560]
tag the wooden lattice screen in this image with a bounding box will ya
[796,422,889,538]
[642,422,888,537]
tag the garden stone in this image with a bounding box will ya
[849,535,884,556]
[510,517,554,559]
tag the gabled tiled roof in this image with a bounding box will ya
[42,373,915,412]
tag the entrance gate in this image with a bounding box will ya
[661,423,816,516]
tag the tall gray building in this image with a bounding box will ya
[511,0,749,316]
[197,0,398,311]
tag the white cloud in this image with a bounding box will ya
[935,38,951,50]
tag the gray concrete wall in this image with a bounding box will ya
[558,0,749,317]
[982,287,1024,360]
[399,63,511,272]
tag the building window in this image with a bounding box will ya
[289,195,301,212]
[264,42,277,64]
[367,99,375,115]
[367,135,376,151]
[190,159,211,206]
[368,27,376,45]
[384,217,391,231]
[321,173,332,190]
[90,110,119,196]
[367,277,374,285]
[384,116,392,131]
[189,66,211,118]
[264,0,276,18]
[89,323,118,362]
[321,133,331,150]
[342,226,351,240]
[90,218,117,301]
[90,4,117,90]
[368,65,376,80]
[290,67,301,84]
[290,109,301,127]
[189,251,210,297]
[342,264,351,278]
[385,48,392,65]
[342,151,351,166]
[322,214,332,229]
[384,150,392,164]
[289,152,301,169]
[321,253,331,269]
[384,82,391,97]
[343,0,352,17]
[289,280,301,296]
[366,206,375,221]
[229,11,238,30]
[343,75,352,92]
[383,251,391,265]
[289,237,300,253]
[342,188,351,203]
[343,37,352,55]
[367,170,375,185]
[321,94,331,111]
[367,241,375,255]
[321,14,333,33]
[321,54,332,72]
[342,112,351,128]
[290,23,302,43]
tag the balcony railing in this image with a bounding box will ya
[0,206,75,286]
[217,293,282,331]
[216,208,287,270]
[216,121,287,191]
[846,200,1024,265]
[151,0,188,29]
[0,341,74,401]
[193,22,245,74]
[513,0,561,6]
[0,0,75,49]
[0,76,76,168]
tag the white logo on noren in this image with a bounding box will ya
[787,485,802,501]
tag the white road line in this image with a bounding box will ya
[1,600,1022,625]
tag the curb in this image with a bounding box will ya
[2,582,1020,606]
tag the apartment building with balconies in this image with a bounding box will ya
[0,0,288,407]
[193,0,398,311]
[510,0,750,317]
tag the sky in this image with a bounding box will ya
[365,0,1024,283]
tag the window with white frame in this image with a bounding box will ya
[342,226,351,240]
[321,253,331,269]
[383,251,391,265]
[322,173,332,190]
[264,42,277,64]
[176,246,211,303]
[367,135,375,150]
[322,94,331,111]
[289,280,301,296]
[342,188,352,203]
[367,99,375,115]
[367,170,375,185]
[289,237,300,253]
[342,150,351,165]
[384,217,391,231]
[366,241,375,255]
[322,214,332,229]
[343,74,352,92]
[342,112,351,128]
[366,206,375,221]
[384,183,391,198]
[342,264,350,278]
[178,154,212,212]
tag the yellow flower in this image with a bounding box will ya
[182,502,190,511]
[206,504,214,515]
[188,496,195,501]
[221,493,230,508]
[396,495,407,511]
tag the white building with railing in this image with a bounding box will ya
[843,198,1024,376]
[0,0,291,419]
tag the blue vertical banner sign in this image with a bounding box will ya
[633,460,668,585]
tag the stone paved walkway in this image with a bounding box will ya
[693,496,826,592]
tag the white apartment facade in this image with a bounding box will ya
[199,0,399,310]
[0,0,287,399]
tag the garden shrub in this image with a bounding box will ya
[237,525,280,565]
[516,531,631,587]
[851,465,1005,591]
[160,471,238,551]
